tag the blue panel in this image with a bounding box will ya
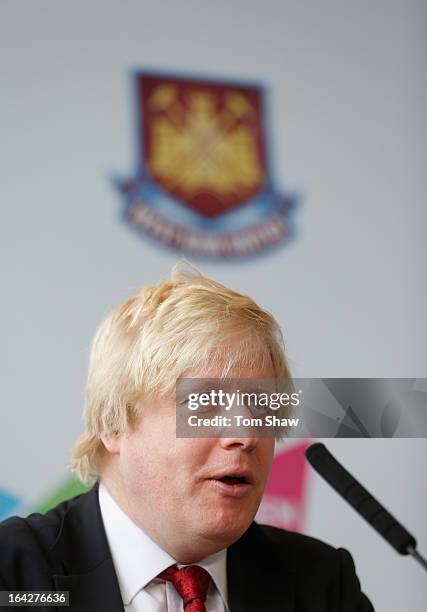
[0,489,21,520]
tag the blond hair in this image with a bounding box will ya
[70,262,291,484]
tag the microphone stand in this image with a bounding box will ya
[305,443,427,576]
[407,546,427,573]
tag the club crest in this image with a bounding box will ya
[117,72,297,258]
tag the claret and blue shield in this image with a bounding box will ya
[117,72,296,258]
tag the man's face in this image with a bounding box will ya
[109,360,276,563]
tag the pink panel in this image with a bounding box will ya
[256,441,310,532]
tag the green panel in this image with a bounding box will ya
[34,476,90,514]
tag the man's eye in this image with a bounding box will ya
[250,404,269,416]
[242,394,258,407]
[241,395,268,415]
[197,403,217,414]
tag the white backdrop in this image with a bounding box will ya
[1,1,426,610]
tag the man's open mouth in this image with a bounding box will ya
[208,468,254,486]
[206,471,254,497]
[216,475,248,485]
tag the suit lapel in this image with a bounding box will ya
[53,559,124,612]
[52,484,124,612]
[227,523,295,612]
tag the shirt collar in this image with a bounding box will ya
[98,482,228,607]
[188,547,228,608]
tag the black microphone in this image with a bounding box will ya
[305,442,427,573]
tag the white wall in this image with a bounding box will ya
[1,1,426,609]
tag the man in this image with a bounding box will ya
[0,264,374,611]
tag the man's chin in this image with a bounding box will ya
[196,512,254,547]
[190,488,262,546]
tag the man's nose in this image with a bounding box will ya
[219,430,259,452]
[218,403,261,451]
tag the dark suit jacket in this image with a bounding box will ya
[0,484,374,611]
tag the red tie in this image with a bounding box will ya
[159,564,211,612]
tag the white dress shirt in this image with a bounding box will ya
[99,483,228,612]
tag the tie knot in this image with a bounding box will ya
[159,564,211,611]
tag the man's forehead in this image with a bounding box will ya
[180,353,274,379]
[176,377,277,397]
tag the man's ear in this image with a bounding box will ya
[100,431,121,455]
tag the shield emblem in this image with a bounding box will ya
[117,70,297,258]
[138,74,266,218]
